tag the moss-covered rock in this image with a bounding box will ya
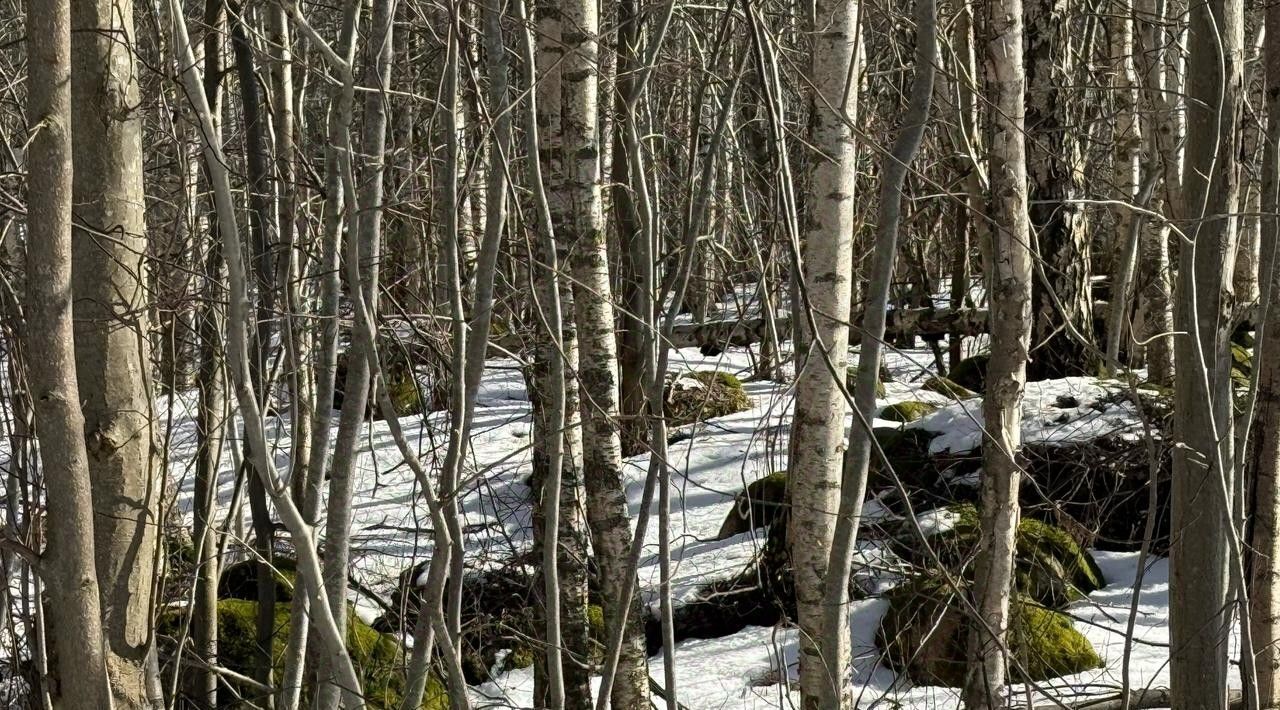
[160,599,447,708]
[879,400,938,423]
[716,472,789,539]
[384,364,424,417]
[376,565,560,685]
[665,370,752,426]
[892,504,1104,608]
[1233,326,1256,349]
[948,354,989,393]
[1231,342,1253,389]
[868,427,942,492]
[847,366,887,397]
[878,575,1101,687]
[334,349,426,420]
[218,557,297,603]
[921,375,976,400]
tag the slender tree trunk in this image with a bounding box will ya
[963,0,1034,704]
[786,0,860,701]
[279,7,361,706]
[25,0,113,704]
[1248,0,1280,702]
[1104,0,1144,370]
[162,1,368,703]
[192,239,225,710]
[560,0,651,704]
[189,4,227,702]
[523,0,576,703]
[821,2,935,706]
[612,0,647,450]
[321,0,397,705]
[227,9,279,699]
[1133,0,1178,385]
[942,0,985,370]
[1168,0,1244,704]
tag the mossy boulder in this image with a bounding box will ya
[160,599,447,708]
[665,370,751,426]
[948,354,989,392]
[847,366,887,397]
[716,472,789,539]
[868,427,942,492]
[334,349,425,419]
[218,557,297,603]
[384,364,425,417]
[376,564,595,684]
[1233,326,1256,349]
[879,400,937,423]
[921,375,975,400]
[878,575,1101,687]
[623,371,752,455]
[891,504,1104,609]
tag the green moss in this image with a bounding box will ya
[847,366,887,397]
[948,354,989,392]
[587,604,606,642]
[879,400,937,423]
[1233,326,1256,349]
[878,576,1101,687]
[1012,601,1104,681]
[1016,517,1105,605]
[507,646,535,669]
[896,504,1103,608]
[384,365,424,417]
[716,471,789,539]
[921,376,975,400]
[664,370,752,427]
[161,599,447,708]
[1231,342,1253,389]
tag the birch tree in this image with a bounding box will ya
[1104,0,1143,370]
[560,0,651,703]
[787,0,859,702]
[1133,0,1178,385]
[963,0,1034,704]
[1024,0,1096,379]
[1249,0,1280,700]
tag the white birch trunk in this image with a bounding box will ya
[962,0,1034,704]
[787,0,859,703]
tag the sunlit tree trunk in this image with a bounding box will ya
[69,0,162,706]
[786,0,860,702]
[1248,0,1280,703]
[1104,0,1144,370]
[561,0,651,704]
[25,0,113,704]
[963,0,1033,704]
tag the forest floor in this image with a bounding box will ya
[164,324,1218,709]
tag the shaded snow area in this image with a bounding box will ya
[163,341,1214,708]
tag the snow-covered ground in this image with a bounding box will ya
[160,330,1213,708]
